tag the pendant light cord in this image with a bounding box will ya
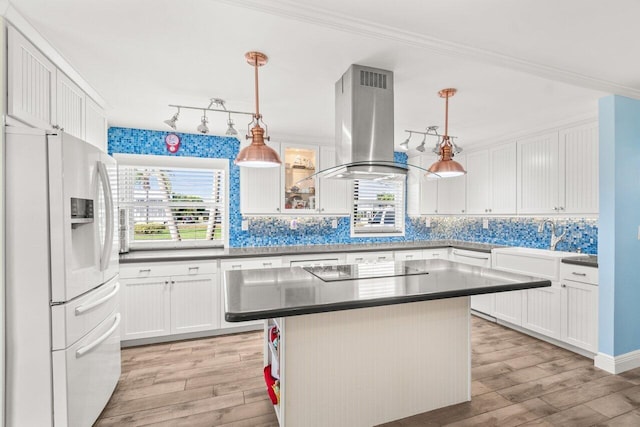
[254,58,260,119]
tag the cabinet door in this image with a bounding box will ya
[494,291,523,326]
[517,132,560,214]
[240,141,282,214]
[8,26,57,129]
[85,96,108,151]
[522,286,561,339]
[465,150,490,214]
[121,277,171,340]
[561,123,599,214]
[170,273,219,334]
[470,294,495,317]
[561,280,598,352]
[319,146,350,214]
[437,154,466,214]
[489,143,517,214]
[56,70,85,139]
[282,144,319,214]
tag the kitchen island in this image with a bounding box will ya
[224,259,550,427]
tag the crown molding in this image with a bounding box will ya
[215,0,640,99]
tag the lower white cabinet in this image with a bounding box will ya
[522,285,562,339]
[394,250,424,261]
[493,291,522,325]
[449,249,494,317]
[220,258,282,329]
[346,252,393,264]
[560,264,598,353]
[120,261,219,341]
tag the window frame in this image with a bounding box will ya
[114,153,230,249]
[350,179,406,238]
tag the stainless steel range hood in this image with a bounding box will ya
[328,64,408,181]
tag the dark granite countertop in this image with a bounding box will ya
[561,255,598,268]
[223,259,551,322]
[119,240,502,264]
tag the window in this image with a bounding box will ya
[351,179,405,236]
[116,154,228,249]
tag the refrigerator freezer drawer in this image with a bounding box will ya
[52,308,121,427]
[51,275,120,350]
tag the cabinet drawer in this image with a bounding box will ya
[450,249,491,267]
[120,261,217,279]
[220,257,282,271]
[422,249,450,260]
[394,250,423,261]
[345,252,394,264]
[561,264,597,285]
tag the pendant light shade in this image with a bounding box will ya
[234,51,282,168]
[427,88,466,179]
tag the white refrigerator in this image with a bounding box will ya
[5,127,121,426]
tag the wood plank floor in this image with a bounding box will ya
[96,316,640,426]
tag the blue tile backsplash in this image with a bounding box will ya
[109,127,598,253]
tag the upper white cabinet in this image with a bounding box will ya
[319,146,350,214]
[8,26,57,130]
[240,141,283,215]
[407,155,438,215]
[466,143,517,214]
[437,153,466,215]
[56,71,85,139]
[240,142,350,216]
[84,96,108,151]
[517,123,598,215]
[561,123,599,214]
[7,25,108,151]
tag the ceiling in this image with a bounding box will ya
[9,0,640,151]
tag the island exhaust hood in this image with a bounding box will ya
[326,64,408,181]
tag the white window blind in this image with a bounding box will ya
[352,179,405,235]
[118,161,226,248]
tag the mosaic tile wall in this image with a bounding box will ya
[108,127,598,253]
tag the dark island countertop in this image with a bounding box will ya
[561,255,598,268]
[223,259,551,322]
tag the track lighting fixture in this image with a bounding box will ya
[164,98,253,136]
[225,113,238,136]
[163,108,180,130]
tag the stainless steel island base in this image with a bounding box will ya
[266,297,470,427]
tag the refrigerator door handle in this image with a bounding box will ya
[97,161,114,272]
[76,313,121,358]
[75,281,120,315]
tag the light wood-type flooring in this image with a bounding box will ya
[96,316,640,426]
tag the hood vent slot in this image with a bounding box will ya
[360,70,387,89]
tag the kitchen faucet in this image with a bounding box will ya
[537,220,567,251]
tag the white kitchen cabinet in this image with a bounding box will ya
[522,285,561,339]
[560,264,598,352]
[319,146,350,214]
[8,26,57,130]
[423,248,449,259]
[449,249,494,317]
[407,155,438,215]
[345,251,394,264]
[120,261,219,341]
[240,141,282,215]
[56,70,85,140]
[561,123,599,214]
[466,143,516,214]
[517,123,598,215]
[436,153,466,215]
[394,250,424,261]
[85,96,108,151]
[220,258,281,329]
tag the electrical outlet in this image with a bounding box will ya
[425,218,431,228]
[482,219,489,229]
[290,219,298,230]
[331,219,338,229]
[241,220,248,231]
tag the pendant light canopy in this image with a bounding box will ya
[234,51,282,168]
[427,88,466,179]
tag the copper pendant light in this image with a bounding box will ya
[234,51,282,168]
[427,88,466,178]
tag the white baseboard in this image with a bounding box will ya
[595,349,640,374]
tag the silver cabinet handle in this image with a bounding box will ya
[377,256,388,260]
[561,284,567,288]
[406,255,414,259]
[571,272,587,276]
[452,250,489,260]
[75,281,120,315]
[188,266,200,271]
[263,262,272,267]
[355,257,364,262]
[231,264,242,269]
[276,207,281,212]
[139,268,151,273]
[76,313,121,358]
